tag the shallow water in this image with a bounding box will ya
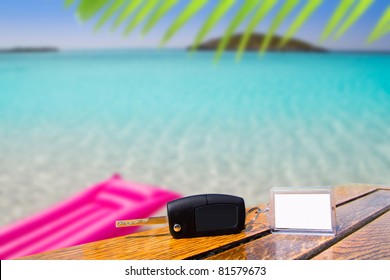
[0,50,389,226]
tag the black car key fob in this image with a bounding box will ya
[167,194,246,239]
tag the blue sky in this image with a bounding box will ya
[0,0,389,51]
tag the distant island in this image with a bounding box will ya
[0,47,59,53]
[191,33,326,52]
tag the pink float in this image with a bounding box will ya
[0,174,181,259]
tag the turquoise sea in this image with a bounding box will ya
[0,50,390,226]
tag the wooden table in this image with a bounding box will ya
[21,184,390,260]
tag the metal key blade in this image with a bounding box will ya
[116,216,167,228]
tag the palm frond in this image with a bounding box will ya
[95,0,127,31]
[368,6,390,43]
[66,0,388,58]
[236,0,278,61]
[260,0,300,54]
[334,0,374,39]
[78,0,110,21]
[279,0,322,48]
[161,0,208,46]
[215,0,262,61]
[65,0,76,8]
[384,20,390,35]
[112,0,142,30]
[124,0,160,35]
[191,0,236,52]
[321,0,355,41]
[143,0,179,35]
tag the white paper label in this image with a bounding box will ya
[274,193,332,230]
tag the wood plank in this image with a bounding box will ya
[20,204,270,260]
[20,185,387,260]
[333,183,379,205]
[313,211,390,260]
[206,190,390,260]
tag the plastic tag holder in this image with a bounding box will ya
[269,186,337,235]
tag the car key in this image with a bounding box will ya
[116,194,246,239]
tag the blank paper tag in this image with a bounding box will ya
[270,187,336,235]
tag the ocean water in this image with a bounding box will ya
[0,50,389,226]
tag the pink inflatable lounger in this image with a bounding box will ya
[0,174,181,259]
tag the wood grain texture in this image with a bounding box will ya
[313,211,390,260]
[332,183,379,205]
[206,190,390,260]
[20,205,270,260]
[19,185,389,260]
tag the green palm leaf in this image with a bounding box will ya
[143,0,179,35]
[66,0,388,57]
[191,0,236,52]
[385,23,390,35]
[95,0,127,31]
[260,0,300,54]
[321,0,355,41]
[78,0,110,21]
[215,0,262,61]
[236,0,278,61]
[65,0,76,8]
[279,0,322,47]
[334,0,374,39]
[368,6,390,43]
[112,0,143,30]
[161,0,208,46]
[124,0,160,35]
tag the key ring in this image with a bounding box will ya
[245,207,261,227]
[245,205,270,228]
